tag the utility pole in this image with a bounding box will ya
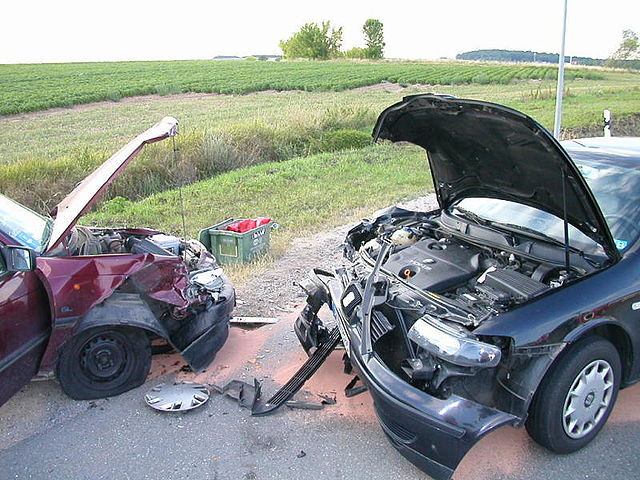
[553,0,569,139]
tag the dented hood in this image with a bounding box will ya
[45,117,178,253]
[373,94,617,258]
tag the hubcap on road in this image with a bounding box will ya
[562,359,614,439]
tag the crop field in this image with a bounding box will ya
[2,65,639,212]
[0,60,604,115]
[1,58,638,281]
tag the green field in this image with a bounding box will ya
[2,67,639,213]
[1,59,639,282]
[0,60,604,115]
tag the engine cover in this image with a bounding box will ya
[384,238,481,293]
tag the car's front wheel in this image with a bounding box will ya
[57,326,152,400]
[526,335,621,453]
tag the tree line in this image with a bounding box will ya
[457,30,640,70]
[279,19,385,60]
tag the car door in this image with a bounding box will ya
[0,246,51,407]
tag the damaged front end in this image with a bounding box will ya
[39,228,235,375]
[294,206,573,480]
[293,94,621,478]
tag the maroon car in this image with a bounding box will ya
[0,117,234,405]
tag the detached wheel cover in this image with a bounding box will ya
[562,359,615,439]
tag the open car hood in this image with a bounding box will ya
[373,94,617,259]
[45,117,178,253]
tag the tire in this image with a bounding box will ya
[526,335,621,453]
[57,326,152,400]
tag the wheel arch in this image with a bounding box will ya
[565,320,634,386]
[72,292,170,340]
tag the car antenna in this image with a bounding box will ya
[561,170,571,271]
[172,135,188,239]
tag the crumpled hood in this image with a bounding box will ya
[373,94,617,258]
[45,117,178,253]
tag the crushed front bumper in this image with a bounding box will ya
[172,274,235,371]
[294,273,517,480]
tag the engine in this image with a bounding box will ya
[68,226,216,272]
[359,220,583,325]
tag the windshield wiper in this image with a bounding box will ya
[452,207,492,226]
[488,221,584,254]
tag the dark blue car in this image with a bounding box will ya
[294,95,640,480]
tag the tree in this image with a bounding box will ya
[279,21,343,60]
[362,19,385,59]
[607,29,639,67]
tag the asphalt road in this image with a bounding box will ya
[1,310,639,480]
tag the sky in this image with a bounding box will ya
[1,0,639,64]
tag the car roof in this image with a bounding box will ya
[562,137,640,170]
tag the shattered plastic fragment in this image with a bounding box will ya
[213,379,261,409]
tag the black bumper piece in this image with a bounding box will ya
[252,326,341,416]
[173,279,235,371]
[294,279,518,480]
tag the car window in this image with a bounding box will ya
[453,197,603,255]
[574,159,640,251]
[0,194,52,252]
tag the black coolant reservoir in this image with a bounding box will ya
[384,238,481,292]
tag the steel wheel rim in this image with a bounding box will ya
[80,333,128,382]
[562,359,614,439]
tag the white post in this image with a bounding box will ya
[553,0,569,139]
[603,109,611,137]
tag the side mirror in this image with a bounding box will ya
[1,246,36,272]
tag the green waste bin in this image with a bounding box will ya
[198,218,274,265]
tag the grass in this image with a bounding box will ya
[87,143,430,236]
[84,143,431,283]
[0,60,604,115]
[1,65,638,215]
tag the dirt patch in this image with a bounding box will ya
[0,83,413,121]
[233,194,438,317]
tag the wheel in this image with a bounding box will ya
[526,336,621,453]
[57,326,152,400]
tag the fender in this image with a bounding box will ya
[37,254,189,371]
[72,292,169,339]
[563,316,634,343]
[39,292,171,371]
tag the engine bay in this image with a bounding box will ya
[355,212,591,329]
[336,207,604,397]
[67,226,214,271]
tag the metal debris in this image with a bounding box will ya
[145,382,210,412]
[285,400,324,410]
[230,316,280,325]
[319,393,337,405]
[252,326,341,416]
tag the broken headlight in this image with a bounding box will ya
[408,316,501,368]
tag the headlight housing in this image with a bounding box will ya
[408,316,501,368]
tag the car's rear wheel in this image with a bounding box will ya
[57,326,151,400]
[526,336,621,453]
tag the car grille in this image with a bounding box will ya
[380,414,417,443]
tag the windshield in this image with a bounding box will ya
[0,194,52,252]
[452,198,603,254]
[574,158,640,251]
[451,155,640,254]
